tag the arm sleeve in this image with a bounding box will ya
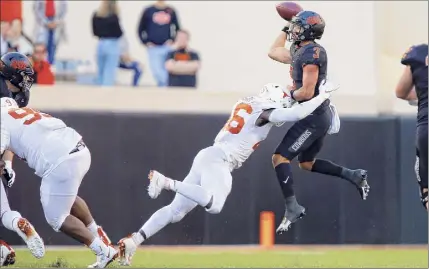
[190,51,200,61]
[268,93,329,123]
[171,9,180,31]
[137,9,148,44]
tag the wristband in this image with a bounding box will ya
[290,89,297,100]
[4,160,12,169]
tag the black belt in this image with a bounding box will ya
[69,140,86,154]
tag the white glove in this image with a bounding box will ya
[319,79,340,95]
[408,99,418,106]
[3,161,16,188]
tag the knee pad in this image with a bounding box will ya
[45,213,68,232]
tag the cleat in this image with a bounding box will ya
[276,205,306,235]
[16,218,45,259]
[96,245,118,268]
[118,234,137,266]
[148,170,168,199]
[0,240,16,266]
[352,170,370,200]
[87,226,113,268]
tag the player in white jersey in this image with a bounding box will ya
[0,96,118,268]
[117,80,339,265]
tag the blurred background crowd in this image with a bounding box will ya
[0,0,427,108]
[0,0,200,88]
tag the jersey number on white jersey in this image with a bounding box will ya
[8,108,52,125]
[223,103,253,134]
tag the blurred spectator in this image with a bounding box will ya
[30,43,55,85]
[92,0,123,86]
[6,19,34,56]
[118,36,143,87]
[33,0,68,64]
[0,0,22,22]
[138,0,180,87]
[166,30,200,88]
[1,22,10,56]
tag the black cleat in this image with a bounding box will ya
[276,205,306,234]
[351,169,370,200]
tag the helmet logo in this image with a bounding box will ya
[10,60,27,70]
[306,16,322,25]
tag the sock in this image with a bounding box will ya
[89,237,108,256]
[275,162,295,199]
[311,159,355,184]
[1,210,21,232]
[132,231,145,245]
[137,205,173,244]
[87,221,98,236]
[171,181,212,208]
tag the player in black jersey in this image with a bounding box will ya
[396,44,428,210]
[268,11,369,233]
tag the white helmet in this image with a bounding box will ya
[258,83,294,108]
[0,97,18,108]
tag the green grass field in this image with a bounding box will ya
[9,245,428,268]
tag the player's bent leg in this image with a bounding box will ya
[119,171,200,266]
[416,124,428,210]
[71,196,113,268]
[1,180,45,259]
[297,136,370,200]
[0,240,16,266]
[42,148,117,268]
[200,162,232,214]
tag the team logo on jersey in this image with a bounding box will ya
[153,11,172,25]
[10,60,27,71]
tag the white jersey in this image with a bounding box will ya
[1,98,82,178]
[214,96,280,170]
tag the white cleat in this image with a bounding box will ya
[118,234,137,266]
[96,245,118,268]
[15,218,45,259]
[87,226,113,268]
[148,170,168,199]
[0,240,16,266]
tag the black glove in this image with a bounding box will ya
[282,25,289,33]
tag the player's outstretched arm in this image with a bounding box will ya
[265,92,330,123]
[268,28,292,64]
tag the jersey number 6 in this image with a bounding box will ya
[224,103,253,134]
[8,108,52,125]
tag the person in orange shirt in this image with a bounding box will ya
[30,43,54,85]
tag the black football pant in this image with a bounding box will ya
[275,103,331,162]
[416,123,428,190]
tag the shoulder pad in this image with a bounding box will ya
[300,44,326,67]
[241,96,282,111]
[0,97,19,108]
[401,44,428,66]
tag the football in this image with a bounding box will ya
[276,2,304,21]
